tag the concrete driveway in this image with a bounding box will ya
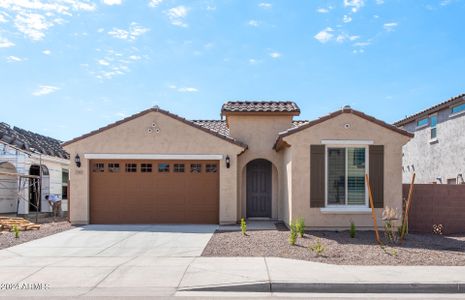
[0,224,217,297]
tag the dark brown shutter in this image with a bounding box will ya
[310,145,325,208]
[369,145,384,208]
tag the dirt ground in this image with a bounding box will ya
[202,224,465,266]
[0,216,74,250]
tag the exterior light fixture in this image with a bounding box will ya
[75,154,81,168]
[225,155,230,169]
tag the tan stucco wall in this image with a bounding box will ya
[64,111,244,225]
[283,113,411,229]
[227,115,293,219]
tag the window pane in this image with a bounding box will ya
[125,163,137,172]
[108,163,120,173]
[347,148,366,205]
[141,163,152,173]
[191,164,201,173]
[327,148,346,205]
[431,127,437,139]
[174,164,185,173]
[417,117,428,127]
[206,164,217,173]
[452,103,465,114]
[158,163,170,172]
[430,115,437,127]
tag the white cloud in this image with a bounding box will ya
[0,0,96,41]
[317,8,329,13]
[32,85,59,96]
[0,37,15,48]
[344,0,364,13]
[148,0,163,8]
[129,55,141,60]
[206,5,216,11]
[42,49,51,55]
[384,22,398,32]
[269,52,281,59]
[177,87,198,93]
[314,27,334,43]
[165,5,188,27]
[249,58,258,64]
[114,112,127,118]
[0,14,7,23]
[108,22,150,41]
[376,0,384,4]
[98,59,110,66]
[248,20,259,27]
[258,2,272,9]
[103,0,122,5]
[343,15,352,23]
[440,0,452,5]
[6,55,22,62]
[353,41,371,47]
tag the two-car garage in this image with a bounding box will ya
[89,160,219,224]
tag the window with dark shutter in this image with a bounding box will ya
[369,145,384,208]
[310,145,325,208]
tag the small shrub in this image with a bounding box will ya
[289,221,297,246]
[296,218,305,238]
[381,245,398,257]
[240,218,247,236]
[382,206,400,243]
[309,239,325,256]
[12,225,20,239]
[349,221,356,238]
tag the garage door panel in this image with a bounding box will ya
[90,159,219,224]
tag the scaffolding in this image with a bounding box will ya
[0,171,41,222]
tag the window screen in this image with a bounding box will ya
[347,148,366,205]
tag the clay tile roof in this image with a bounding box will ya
[191,120,231,138]
[0,122,69,159]
[394,93,465,127]
[221,101,300,115]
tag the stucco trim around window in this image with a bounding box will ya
[320,207,372,214]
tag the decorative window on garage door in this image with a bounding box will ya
[93,163,105,172]
[158,163,170,172]
[174,164,185,173]
[206,164,217,173]
[108,163,120,173]
[141,163,152,173]
[190,164,201,173]
[125,163,137,173]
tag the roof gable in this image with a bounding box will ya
[63,107,247,148]
[274,107,413,150]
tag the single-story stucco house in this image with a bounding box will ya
[63,101,412,229]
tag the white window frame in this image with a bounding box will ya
[429,113,438,142]
[416,117,429,129]
[324,144,369,209]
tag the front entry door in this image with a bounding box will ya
[246,159,272,218]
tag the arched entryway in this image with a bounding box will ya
[246,159,272,218]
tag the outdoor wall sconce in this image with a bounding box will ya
[75,154,81,168]
[225,155,230,169]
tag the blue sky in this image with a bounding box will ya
[0,0,464,141]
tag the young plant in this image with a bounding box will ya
[309,239,325,257]
[350,221,356,238]
[12,225,20,239]
[382,206,400,243]
[240,218,247,236]
[295,218,305,238]
[289,221,297,246]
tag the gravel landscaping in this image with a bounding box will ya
[202,223,465,266]
[0,217,74,250]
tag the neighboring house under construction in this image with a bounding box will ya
[0,122,70,215]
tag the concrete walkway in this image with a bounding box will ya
[0,225,464,297]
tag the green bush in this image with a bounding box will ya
[309,239,325,256]
[289,221,297,246]
[240,218,247,236]
[296,218,305,238]
[350,221,356,238]
[12,225,20,239]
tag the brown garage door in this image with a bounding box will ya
[89,160,219,224]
